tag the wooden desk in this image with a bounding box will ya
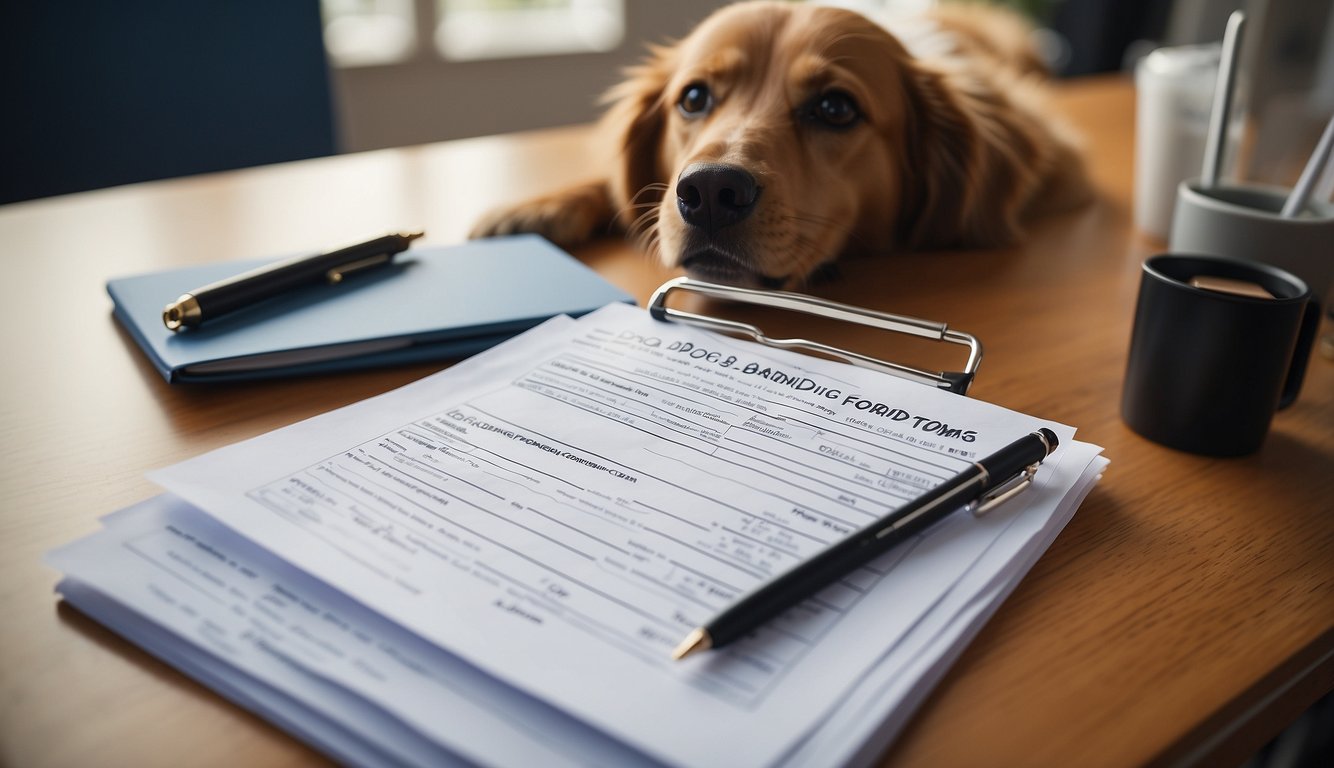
[1,76,1330,767]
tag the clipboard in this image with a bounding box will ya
[646,277,983,395]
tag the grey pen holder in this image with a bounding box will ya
[1169,180,1334,308]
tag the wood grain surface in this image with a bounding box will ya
[1,75,1330,768]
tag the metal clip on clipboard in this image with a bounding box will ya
[646,278,983,395]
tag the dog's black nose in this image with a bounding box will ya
[676,163,758,233]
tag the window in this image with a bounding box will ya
[436,0,623,61]
[321,0,624,67]
[319,0,724,150]
[321,0,417,67]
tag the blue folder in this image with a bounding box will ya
[107,235,634,383]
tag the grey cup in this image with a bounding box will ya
[1169,180,1334,308]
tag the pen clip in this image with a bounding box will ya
[327,252,392,283]
[967,462,1038,517]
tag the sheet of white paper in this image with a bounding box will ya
[48,450,1103,768]
[47,495,660,768]
[54,579,447,768]
[148,303,1088,767]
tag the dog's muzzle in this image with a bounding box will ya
[675,163,759,234]
[674,162,786,288]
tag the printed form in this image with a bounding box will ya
[150,303,1081,767]
[49,495,660,768]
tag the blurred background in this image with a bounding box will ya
[0,1,1331,763]
[1,0,1331,204]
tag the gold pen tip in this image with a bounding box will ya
[402,230,425,242]
[671,628,712,661]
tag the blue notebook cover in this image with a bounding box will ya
[107,235,634,383]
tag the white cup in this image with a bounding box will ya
[1134,44,1220,240]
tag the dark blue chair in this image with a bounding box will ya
[0,1,336,205]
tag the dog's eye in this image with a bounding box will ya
[678,83,712,117]
[811,90,860,128]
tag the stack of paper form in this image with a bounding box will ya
[49,302,1107,767]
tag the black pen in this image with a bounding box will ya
[162,231,424,331]
[671,428,1060,660]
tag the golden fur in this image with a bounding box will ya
[471,1,1091,289]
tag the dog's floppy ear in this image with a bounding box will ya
[598,43,675,220]
[467,43,675,248]
[895,64,1043,250]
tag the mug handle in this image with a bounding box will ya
[1277,298,1321,410]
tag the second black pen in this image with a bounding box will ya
[672,427,1059,660]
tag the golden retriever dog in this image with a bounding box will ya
[470,1,1091,289]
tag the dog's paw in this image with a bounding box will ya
[469,181,613,249]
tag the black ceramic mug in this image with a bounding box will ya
[1121,254,1319,456]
